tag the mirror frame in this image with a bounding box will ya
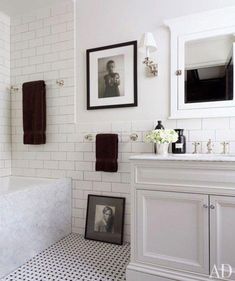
[165,6,235,119]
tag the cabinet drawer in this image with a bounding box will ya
[134,163,235,187]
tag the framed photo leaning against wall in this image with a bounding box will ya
[85,195,125,245]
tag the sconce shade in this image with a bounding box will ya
[139,32,157,54]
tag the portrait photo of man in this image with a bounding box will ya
[103,60,120,98]
[98,55,125,99]
[85,195,125,244]
[94,205,115,233]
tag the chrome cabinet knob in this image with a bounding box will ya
[210,205,215,209]
[203,204,208,209]
[176,69,182,76]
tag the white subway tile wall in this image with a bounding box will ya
[9,1,235,241]
[0,12,11,177]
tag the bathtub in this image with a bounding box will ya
[0,176,72,279]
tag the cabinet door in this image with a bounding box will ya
[136,190,209,274]
[210,196,235,280]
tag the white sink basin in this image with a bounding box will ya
[171,153,235,159]
[130,153,235,162]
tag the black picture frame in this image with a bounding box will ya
[87,41,138,110]
[85,195,125,245]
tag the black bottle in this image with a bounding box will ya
[154,121,165,154]
[172,129,186,154]
[155,120,164,130]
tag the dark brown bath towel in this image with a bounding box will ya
[23,80,46,145]
[96,134,118,172]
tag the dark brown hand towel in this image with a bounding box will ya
[23,80,46,145]
[96,134,118,172]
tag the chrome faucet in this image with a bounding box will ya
[206,139,213,154]
[192,142,201,154]
[221,141,230,154]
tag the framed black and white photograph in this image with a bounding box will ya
[85,195,125,245]
[87,41,137,110]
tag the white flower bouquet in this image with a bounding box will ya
[145,129,178,144]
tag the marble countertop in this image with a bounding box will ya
[130,153,235,162]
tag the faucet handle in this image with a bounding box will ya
[192,142,201,154]
[221,141,230,154]
[207,139,213,154]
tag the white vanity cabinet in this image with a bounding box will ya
[126,155,235,281]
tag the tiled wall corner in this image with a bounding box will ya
[0,12,11,177]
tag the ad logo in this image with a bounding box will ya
[210,264,232,279]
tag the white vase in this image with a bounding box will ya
[156,143,169,156]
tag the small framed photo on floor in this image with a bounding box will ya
[85,195,125,245]
[86,41,138,110]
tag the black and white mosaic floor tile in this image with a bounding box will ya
[2,234,130,281]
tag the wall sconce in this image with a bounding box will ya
[139,32,158,76]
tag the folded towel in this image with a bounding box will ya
[23,80,46,145]
[95,134,118,172]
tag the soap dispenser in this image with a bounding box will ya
[172,129,186,154]
[155,120,165,130]
[154,121,165,154]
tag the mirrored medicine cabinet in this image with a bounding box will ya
[165,6,235,119]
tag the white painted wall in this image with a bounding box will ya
[0,11,11,177]
[76,0,235,123]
